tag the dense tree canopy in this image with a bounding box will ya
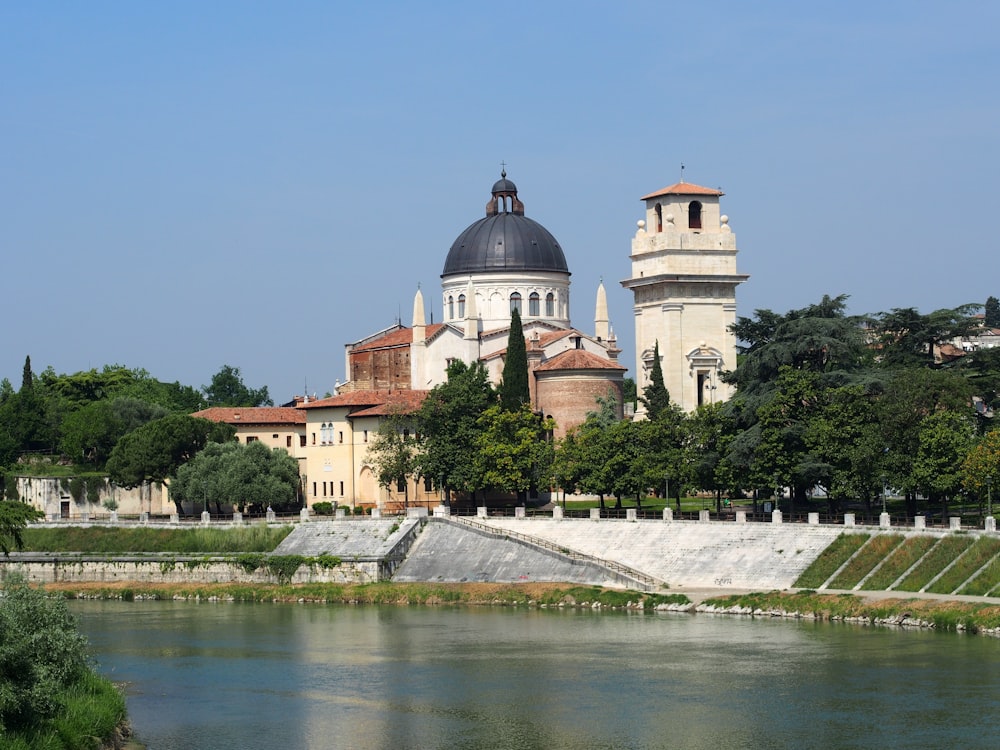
[415,360,495,502]
[105,414,235,490]
[473,405,553,504]
[171,440,300,514]
[203,364,272,407]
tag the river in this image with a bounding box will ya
[72,601,1000,749]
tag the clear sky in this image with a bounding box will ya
[2,1,997,403]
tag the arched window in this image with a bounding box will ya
[510,292,522,314]
[528,292,540,316]
[545,293,555,317]
[655,203,663,232]
[448,296,454,319]
[688,201,702,230]
[457,294,466,318]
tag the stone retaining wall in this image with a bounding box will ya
[0,557,382,586]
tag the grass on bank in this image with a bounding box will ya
[826,534,905,590]
[860,536,937,590]
[43,580,690,610]
[959,552,1000,596]
[794,533,870,589]
[19,525,294,554]
[895,535,976,592]
[925,537,1000,595]
[2,669,129,750]
[704,590,1000,633]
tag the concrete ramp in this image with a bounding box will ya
[392,519,636,587]
[478,518,845,590]
[273,519,419,558]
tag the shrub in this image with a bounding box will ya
[312,502,334,516]
[0,576,87,730]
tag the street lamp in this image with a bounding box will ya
[988,475,994,518]
[882,477,888,515]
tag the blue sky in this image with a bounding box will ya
[2,1,997,402]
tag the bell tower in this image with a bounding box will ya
[621,180,748,412]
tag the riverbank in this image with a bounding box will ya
[43,580,1000,635]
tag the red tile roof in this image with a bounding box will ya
[351,324,445,353]
[534,349,626,372]
[640,181,724,200]
[299,389,430,414]
[191,407,306,425]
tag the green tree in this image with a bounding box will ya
[912,411,976,515]
[21,355,33,391]
[366,412,419,507]
[59,397,168,468]
[601,419,648,508]
[622,377,637,411]
[586,387,621,428]
[203,365,273,407]
[986,296,1000,328]
[415,360,495,504]
[876,368,973,514]
[106,415,235,512]
[473,404,554,504]
[805,383,885,514]
[550,428,588,505]
[499,308,530,411]
[0,501,42,555]
[869,305,981,368]
[640,341,670,419]
[685,402,736,510]
[171,440,300,515]
[962,429,1000,511]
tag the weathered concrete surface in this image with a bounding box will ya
[272,519,419,558]
[476,518,846,590]
[392,520,634,587]
[0,555,379,585]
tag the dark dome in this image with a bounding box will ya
[442,173,570,277]
[492,176,518,193]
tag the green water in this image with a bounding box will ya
[73,602,1000,749]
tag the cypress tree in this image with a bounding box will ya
[20,356,32,392]
[640,341,671,420]
[986,296,1000,328]
[500,308,530,411]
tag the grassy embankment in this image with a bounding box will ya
[701,589,1000,634]
[19,524,294,553]
[727,531,1000,634]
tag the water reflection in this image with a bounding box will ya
[73,602,1000,750]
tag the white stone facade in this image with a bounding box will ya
[622,183,748,412]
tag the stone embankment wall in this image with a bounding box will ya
[0,556,381,586]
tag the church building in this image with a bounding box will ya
[196,172,746,512]
[296,173,627,509]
